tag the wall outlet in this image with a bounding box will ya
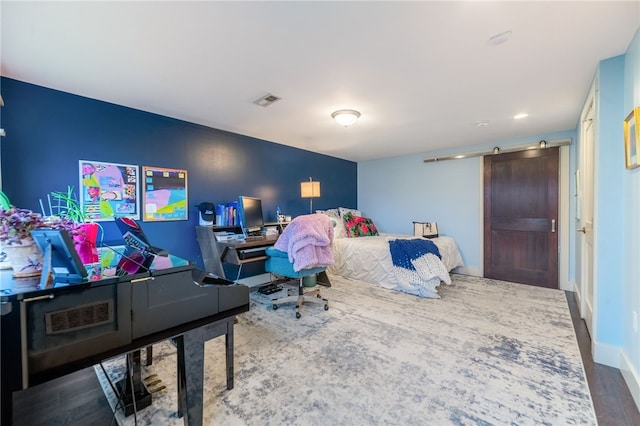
[633,311,638,334]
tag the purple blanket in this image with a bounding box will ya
[274,213,334,272]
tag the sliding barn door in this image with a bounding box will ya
[483,148,559,288]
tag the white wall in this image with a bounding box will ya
[358,129,575,280]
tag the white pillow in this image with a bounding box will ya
[330,219,346,239]
[317,209,346,238]
[338,207,362,218]
[316,208,340,217]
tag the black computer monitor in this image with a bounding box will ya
[238,196,264,234]
[30,229,88,283]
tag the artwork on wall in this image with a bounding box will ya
[79,160,140,221]
[623,107,640,169]
[142,166,188,221]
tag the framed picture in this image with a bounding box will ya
[79,160,140,221]
[623,107,640,169]
[141,166,188,221]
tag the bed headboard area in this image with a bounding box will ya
[316,207,381,238]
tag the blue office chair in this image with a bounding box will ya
[264,246,328,318]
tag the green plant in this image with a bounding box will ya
[47,186,86,223]
[0,186,83,246]
[0,190,10,210]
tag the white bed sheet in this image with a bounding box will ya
[328,233,464,291]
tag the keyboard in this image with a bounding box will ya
[258,284,282,295]
[238,247,266,260]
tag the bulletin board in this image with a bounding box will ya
[79,160,140,221]
[141,166,188,221]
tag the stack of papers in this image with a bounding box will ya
[262,226,279,236]
[214,231,236,241]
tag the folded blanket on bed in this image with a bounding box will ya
[389,238,451,298]
[274,213,334,272]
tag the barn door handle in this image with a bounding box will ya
[551,219,556,233]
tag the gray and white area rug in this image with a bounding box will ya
[96,273,597,425]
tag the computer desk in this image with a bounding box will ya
[195,226,278,281]
[195,226,331,286]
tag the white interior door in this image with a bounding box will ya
[579,100,595,336]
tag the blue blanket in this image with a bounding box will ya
[388,238,449,298]
[389,239,441,271]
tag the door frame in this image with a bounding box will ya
[576,83,597,337]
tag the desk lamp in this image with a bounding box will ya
[300,177,320,214]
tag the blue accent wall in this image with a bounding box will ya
[0,77,357,267]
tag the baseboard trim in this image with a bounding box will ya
[573,282,583,306]
[452,269,573,288]
[452,266,482,277]
[593,340,621,368]
[560,279,575,292]
[620,351,640,412]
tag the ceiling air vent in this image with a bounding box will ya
[254,93,281,107]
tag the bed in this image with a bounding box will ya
[328,233,464,298]
[318,208,463,298]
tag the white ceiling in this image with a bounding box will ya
[1,1,638,162]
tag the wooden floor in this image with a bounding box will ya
[12,365,115,426]
[11,292,640,425]
[566,291,640,426]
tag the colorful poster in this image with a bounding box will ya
[141,166,188,221]
[79,160,140,221]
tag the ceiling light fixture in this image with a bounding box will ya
[331,109,361,127]
[475,120,489,127]
[513,113,529,120]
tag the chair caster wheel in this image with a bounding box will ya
[272,305,278,310]
[324,305,329,311]
[296,312,301,319]
[316,294,321,298]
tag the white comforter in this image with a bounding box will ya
[328,233,464,297]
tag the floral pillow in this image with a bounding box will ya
[343,212,379,237]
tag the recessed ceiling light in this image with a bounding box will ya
[513,113,529,120]
[475,120,489,127]
[488,30,512,46]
